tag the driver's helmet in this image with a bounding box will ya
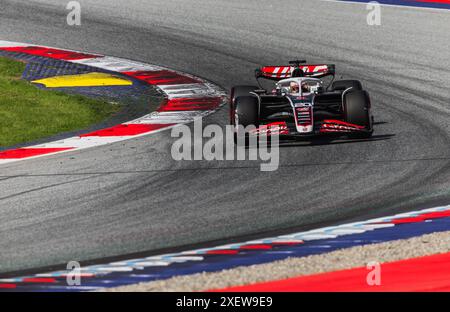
[289,81,299,94]
[301,81,311,93]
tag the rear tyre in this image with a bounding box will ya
[233,95,259,146]
[343,90,373,138]
[331,80,362,92]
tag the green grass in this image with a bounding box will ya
[0,57,119,147]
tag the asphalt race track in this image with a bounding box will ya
[0,0,449,274]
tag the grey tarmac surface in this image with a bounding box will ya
[0,0,449,274]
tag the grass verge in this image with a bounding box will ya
[0,56,120,147]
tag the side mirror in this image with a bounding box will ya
[312,86,323,94]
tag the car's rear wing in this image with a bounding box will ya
[255,64,335,80]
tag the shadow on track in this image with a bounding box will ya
[279,134,395,147]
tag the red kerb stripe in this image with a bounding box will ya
[22,277,56,284]
[159,97,222,112]
[80,124,173,137]
[123,70,201,85]
[206,250,240,255]
[0,46,98,60]
[0,148,73,159]
[239,244,273,250]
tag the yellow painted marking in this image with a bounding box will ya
[32,72,133,88]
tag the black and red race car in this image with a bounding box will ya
[230,60,373,142]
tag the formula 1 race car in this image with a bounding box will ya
[230,60,373,142]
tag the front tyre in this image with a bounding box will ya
[230,85,259,124]
[233,95,259,145]
[343,90,373,138]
